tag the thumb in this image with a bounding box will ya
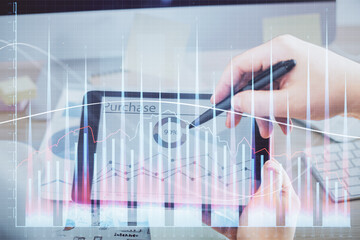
[232,90,288,118]
[258,160,283,198]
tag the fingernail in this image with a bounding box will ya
[261,161,283,191]
[259,128,269,139]
[263,161,281,175]
[270,162,281,174]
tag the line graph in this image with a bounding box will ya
[17,114,352,201]
[7,96,360,208]
[93,153,250,186]
[11,90,352,227]
[90,102,254,205]
[11,85,352,228]
[18,116,351,199]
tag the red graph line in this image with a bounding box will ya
[17,125,349,192]
[16,125,126,168]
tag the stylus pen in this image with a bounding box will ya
[189,59,296,129]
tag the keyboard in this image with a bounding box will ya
[306,141,360,202]
[294,116,360,142]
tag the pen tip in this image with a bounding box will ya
[188,124,195,129]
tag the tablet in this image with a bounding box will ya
[72,91,269,208]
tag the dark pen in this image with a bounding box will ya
[189,59,296,129]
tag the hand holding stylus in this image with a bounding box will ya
[212,35,360,138]
[189,60,296,129]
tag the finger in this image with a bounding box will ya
[280,165,295,197]
[211,36,292,104]
[226,111,242,128]
[247,159,300,230]
[278,161,297,203]
[256,118,273,139]
[262,159,294,195]
[232,89,288,118]
[276,117,287,135]
[276,117,293,135]
[260,159,283,191]
[275,117,290,135]
[254,159,283,209]
[265,160,296,226]
[268,159,300,214]
[278,163,300,228]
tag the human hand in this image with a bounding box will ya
[205,159,300,240]
[212,35,360,138]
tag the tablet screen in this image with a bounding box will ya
[90,94,256,206]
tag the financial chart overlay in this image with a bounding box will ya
[91,98,254,205]
[16,93,352,228]
[71,94,262,227]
